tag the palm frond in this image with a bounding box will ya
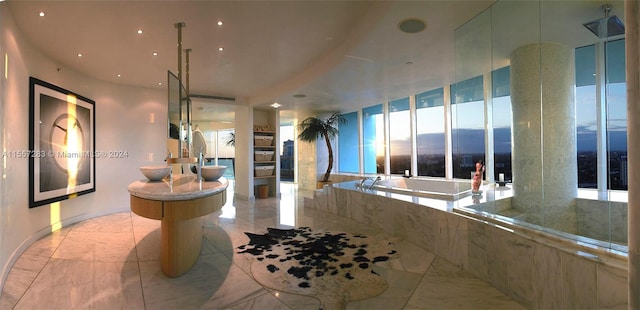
[225,132,235,146]
[297,117,326,142]
[296,112,348,182]
[323,112,346,139]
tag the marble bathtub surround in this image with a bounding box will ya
[315,181,628,308]
[1,182,525,309]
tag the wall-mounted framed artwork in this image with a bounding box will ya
[29,77,95,208]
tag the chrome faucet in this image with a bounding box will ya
[165,151,173,180]
[358,176,382,190]
[369,176,382,189]
[358,178,370,188]
[197,148,204,182]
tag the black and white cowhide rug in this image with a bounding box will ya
[237,227,399,309]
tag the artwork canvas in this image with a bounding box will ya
[29,77,95,208]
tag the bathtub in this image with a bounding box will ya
[369,177,472,200]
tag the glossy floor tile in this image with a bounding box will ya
[1,182,525,310]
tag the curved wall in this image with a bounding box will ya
[0,4,167,289]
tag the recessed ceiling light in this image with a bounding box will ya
[218,47,224,52]
[38,11,45,17]
[217,21,223,26]
[398,18,427,34]
[137,29,143,34]
[270,102,281,109]
[157,82,162,86]
[117,74,121,78]
[152,52,158,56]
[77,53,83,57]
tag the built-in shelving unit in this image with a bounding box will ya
[253,130,276,179]
[252,109,279,198]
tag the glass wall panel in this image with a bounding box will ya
[389,97,411,175]
[448,0,628,251]
[491,66,512,182]
[416,88,445,177]
[540,0,625,248]
[451,75,485,179]
[575,45,598,188]
[605,39,627,190]
[363,104,385,174]
[574,39,627,191]
[338,111,360,173]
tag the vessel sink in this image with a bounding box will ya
[202,165,226,181]
[140,165,171,181]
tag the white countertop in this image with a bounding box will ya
[128,174,228,201]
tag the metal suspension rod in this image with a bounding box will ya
[185,48,191,95]
[174,22,185,83]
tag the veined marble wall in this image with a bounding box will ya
[468,195,627,246]
[576,199,628,245]
[313,184,627,309]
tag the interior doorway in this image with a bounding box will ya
[280,124,295,182]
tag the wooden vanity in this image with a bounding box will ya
[128,174,228,277]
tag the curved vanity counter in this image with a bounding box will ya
[128,174,228,201]
[128,175,228,278]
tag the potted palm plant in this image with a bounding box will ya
[297,112,346,188]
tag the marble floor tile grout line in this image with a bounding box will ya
[400,258,434,310]
[14,223,77,308]
[203,221,300,310]
[128,212,150,310]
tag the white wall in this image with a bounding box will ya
[0,5,167,289]
[234,105,251,199]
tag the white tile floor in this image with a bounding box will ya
[1,182,525,309]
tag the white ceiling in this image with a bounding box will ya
[4,0,623,124]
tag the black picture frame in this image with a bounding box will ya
[29,77,96,208]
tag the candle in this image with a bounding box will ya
[404,169,410,176]
[499,173,505,182]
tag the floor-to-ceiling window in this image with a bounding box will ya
[575,39,627,190]
[389,97,411,175]
[575,44,598,188]
[415,88,445,177]
[605,39,627,190]
[491,66,512,182]
[363,104,385,174]
[334,41,627,193]
[451,75,485,179]
[338,111,359,173]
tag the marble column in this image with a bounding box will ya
[510,42,577,231]
[626,1,640,308]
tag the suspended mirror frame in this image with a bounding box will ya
[166,21,196,165]
[167,71,196,164]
